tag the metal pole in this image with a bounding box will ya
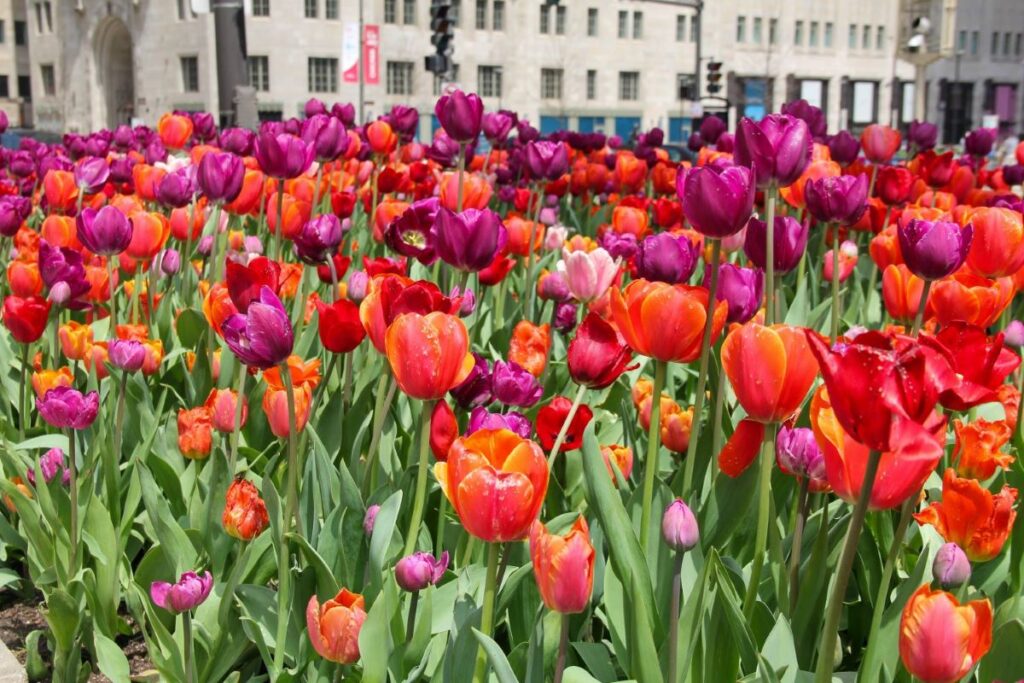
[914,63,926,122]
[358,0,365,124]
[694,2,702,97]
[212,0,248,127]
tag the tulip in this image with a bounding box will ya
[916,149,956,188]
[39,242,91,310]
[302,114,348,161]
[601,230,639,260]
[508,321,551,379]
[220,127,256,156]
[205,388,248,434]
[698,116,726,145]
[536,396,593,454]
[964,127,996,158]
[435,429,549,542]
[964,206,1024,277]
[482,111,515,145]
[108,338,146,372]
[557,247,617,303]
[315,298,365,354]
[601,444,634,482]
[926,322,1020,412]
[743,216,808,273]
[222,478,268,541]
[306,588,366,664]
[860,124,901,164]
[678,164,756,237]
[156,169,193,208]
[31,368,72,399]
[827,130,860,166]
[467,407,532,439]
[662,499,699,551]
[263,384,312,438]
[77,206,133,256]
[1004,320,1024,348]
[73,157,110,193]
[3,295,51,345]
[490,360,542,408]
[0,195,30,236]
[294,215,343,265]
[255,131,314,179]
[429,399,458,461]
[876,166,914,205]
[907,120,938,152]
[932,543,971,588]
[151,571,213,614]
[434,90,483,143]
[898,219,973,281]
[36,387,99,431]
[385,312,473,401]
[197,151,244,203]
[782,99,826,139]
[567,313,633,390]
[177,407,213,459]
[366,119,398,155]
[635,232,699,284]
[899,585,992,683]
[805,174,869,226]
[221,286,294,369]
[363,505,380,536]
[929,271,1014,328]
[395,551,449,592]
[435,207,508,272]
[449,353,493,409]
[26,447,70,487]
[537,270,571,302]
[226,257,281,313]
[525,140,569,180]
[529,517,595,614]
[734,114,812,188]
[708,263,763,324]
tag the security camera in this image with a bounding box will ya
[907,33,926,51]
[911,16,931,34]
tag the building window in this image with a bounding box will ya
[619,71,639,101]
[539,5,549,33]
[736,16,746,43]
[0,20,6,43]
[386,61,414,95]
[17,75,30,100]
[478,65,501,97]
[13,21,25,45]
[1003,31,1012,56]
[586,69,596,99]
[824,22,833,47]
[677,73,696,100]
[632,11,642,39]
[177,0,187,20]
[851,81,877,125]
[248,55,269,92]
[541,68,563,99]
[252,0,270,16]
[44,2,51,32]
[308,57,338,93]
[1016,33,1022,57]
[794,20,803,46]
[403,0,415,24]
[862,25,871,49]
[384,0,396,23]
[769,18,777,44]
[971,30,979,55]
[876,26,885,50]
[0,76,9,98]
[493,1,504,30]
[180,56,199,92]
[809,21,819,47]
[475,0,486,28]
[675,15,685,41]
[450,0,460,26]
[991,31,999,56]
[555,5,566,35]
[40,64,54,96]
[752,17,762,44]
[957,29,967,52]
[617,10,627,38]
[304,0,317,18]
[848,23,857,48]
[326,0,338,19]
[34,4,42,33]
[589,8,599,37]
[691,15,698,41]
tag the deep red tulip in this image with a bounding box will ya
[429,399,458,461]
[3,295,51,344]
[225,256,281,313]
[536,396,594,454]
[567,313,634,389]
[315,298,366,354]
[922,323,1021,412]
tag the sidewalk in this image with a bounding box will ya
[0,639,25,683]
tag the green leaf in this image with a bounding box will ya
[760,617,799,683]
[45,588,81,656]
[710,552,758,672]
[358,576,400,683]
[979,618,1024,682]
[369,490,403,583]
[13,433,69,452]
[573,641,619,683]
[175,308,207,348]
[94,631,131,683]
[629,573,664,683]
[472,628,519,683]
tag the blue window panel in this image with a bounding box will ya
[615,116,641,141]
[578,116,606,133]
[743,79,768,120]
[539,115,568,135]
[668,117,692,143]
[431,114,441,138]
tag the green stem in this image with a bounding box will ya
[639,360,667,547]
[457,143,467,213]
[271,368,299,675]
[682,238,721,498]
[106,256,117,333]
[765,186,777,326]
[546,383,588,468]
[209,203,226,283]
[181,197,196,299]
[281,362,302,537]
[274,179,286,261]
[435,496,448,556]
[743,421,777,619]
[862,497,915,676]
[472,542,502,683]
[787,477,810,615]
[405,590,420,643]
[403,400,435,557]
[183,610,195,683]
[364,373,397,496]
[554,612,570,683]
[814,450,882,683]
[108,369,128,520]
[227,369,247,476]
[868,164,879,200]
[830,227,841,342]
[18,344,27,442]
[67,429,79,573]
[911,279,932,337]
[130,265,142,325]
[667,550,685,683]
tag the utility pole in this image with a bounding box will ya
[358,0,365,124]
[693,1,703,98]
[211,0,252,127]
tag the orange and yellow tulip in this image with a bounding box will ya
[529,516,595,614]
[722,323,817,424]
[31,367,73,398]
[306,588,366,664]
[58,321,93,361]
[263,384,313,439]
[43,170,79,214]
[385,312,473,401]
[928,271,1013,328]
[882,264,926,322]
[222,478,268,541]
[157,112,193,149]
[899,584,992,683]
[964,206,1024,277]
[951,418,1013,480]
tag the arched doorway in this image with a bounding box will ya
[94,18,134,129]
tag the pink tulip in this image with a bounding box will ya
[557,247,618,303]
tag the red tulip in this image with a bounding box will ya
[3,295,51,344]
[225,256,281,313]
[567,313,634,389]
[529,516,595,614]
[923,322,1021,412]
[536,396,594,454]
[860,124,901,164]
[315,298,366,354]
[899,584,992,683]
[384,312,474,401]
[430,399,458,461]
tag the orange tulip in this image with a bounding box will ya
[157,112,194,149]
[141,339,164,375]
[85,261,113,302]
[58,321,93,361]
[610,205,649,238]
[529,516,595,614]
[366,120,398,155]
[263,355,322,392]
[126,211,170,260]
[964,206,1024,277]
[372,198,410,243]
[997,383,1019,432]
[43,170,79,214]
[914,468,1017,562]
[31,367,73,398]
[224,167,265,215]
[7,260,41,297]
[610,279,727,364]
[132,164,165,202]
[722,323,817,424]
[84,340,110,380]
[263,384,313,438]
[439,172,493,210]
[40,215,77,249]
[267,192,311,240]
[306,588,366,664]
[869,225,903,269]
[781,159,840,209]
[928,272,1013,328]
[639,394,693,454]
[385,312,474,400]
[222,478,268,541]
[170,203,205,241]
[206,388,248,433]
[882,264,926,322]
[951,418,1013,480]
[899,584,992,683]
[613,152,646,193]
[505,215,545,256]
[435,428,549,542]
[202,282,239,336]
[177,407,213,459]
[600,444,634,482]
[508,320,551,377]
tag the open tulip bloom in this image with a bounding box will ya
[1,97,1023,683]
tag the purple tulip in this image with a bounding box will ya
[482,111,516,145]
[898,219,973,281]
[254,131,314,179]
[538,270,571,302]
[347,270,369,303]
[600,231,639,261]
[635,232,699,284]
[827,130,861,166]
[26,448,70,487]
[1003,164,1024,186]
[76,206,133,256]
[554,301,578,333]
[707,263,763,324]
[775,426,826,484]
[84,136,110,159]
[517,120,540,144]
[743,216,808,274]
[427,132,461,167]
[8,151,35,178]
[686,131,704,153]
[73,157,110,193]
[804,174,869,226]
[109,339,147,373]
[156,169,195,208]
[157,249,181,276]
[0,110,8,135]
[434,89,483,143]
[39,154,72,179]
[679,164,756,238]
[467,407,532,439]
[144,140,168,165]
[109,157,135,185]
[294,214,343,264]
[395,551,449,592]
[36,387,100,430]
[384,197,440,265]
[491,360,543,408]
[221,286,294,368]
[0,195,30,237]
[698,116,726,145]
[332,102,357,127]
[112,125,135,151]
[435,207,508,272]
[932,543,971,588]
[38,241,90,309]
[190,112,217,142]
[305,97,328,118]
[907,120,938,152]
[450,353,493,409]
[302,114,349,161]
[219,127,256,156]
[524,140,569,181]
[363,504,380,536]
[150,571,214,614]
[964,128,997,157]
[385,105,420,141]
[781,99,826,140]
[734,114,812,188]
[197,151,244,203]
[662,499,699,551]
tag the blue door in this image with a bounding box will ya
[539,116,568,135]
[743,79,768,120]
[615,116,641,142]
[668,117,693,144]
[577,116,606,133]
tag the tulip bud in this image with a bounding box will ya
[26,447,70,487]
[662,498,699,551]
[363,504,380,537]
[932,542,971,588]
[109,338,147,373]
[158,249,180,276]
[150,571,214,614]
[395,551,449,592]
[776,426,826,484]
[554,301,578,333]
[347,270,369,303]
[1004,320,1024,348]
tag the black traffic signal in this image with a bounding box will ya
[427,0,454,75]
[706,61,723,95]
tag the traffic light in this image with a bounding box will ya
[426,1,454,75]
[706,61,723,95]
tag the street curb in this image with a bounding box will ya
[0,639,25,683]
